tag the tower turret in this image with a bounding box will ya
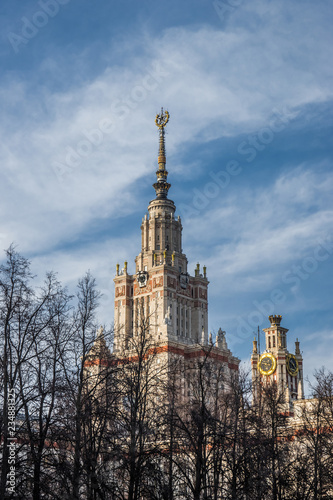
[251,315,304,412]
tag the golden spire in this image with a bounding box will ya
[153,108,171,199]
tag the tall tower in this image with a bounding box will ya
[251,315,304,410]
[113,109,209,351]
[112,109,239,381]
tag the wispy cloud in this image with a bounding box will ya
[0,0,332,373]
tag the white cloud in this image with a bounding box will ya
[0,2,332,380]
[1,9,332,253]
[183,165,333,291]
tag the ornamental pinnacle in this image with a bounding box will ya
[153,108,171,200]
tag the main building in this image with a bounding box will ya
[89,108,305,412]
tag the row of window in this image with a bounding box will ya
[267,334,286,349]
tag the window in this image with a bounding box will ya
[273,336,276,347]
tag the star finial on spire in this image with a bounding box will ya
[155,107,169,129]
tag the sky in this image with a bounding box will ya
[0,0,332,395]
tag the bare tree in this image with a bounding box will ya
[164,344,244,500]
[249,379,291,500]
[108,304,168,500]
[0,245,33,497]
[15,272,71,500]
[219,369,253,500]
[0,246,72,499]
[0,248,116,499]
[288,369,333,500]
[53,272,106,499]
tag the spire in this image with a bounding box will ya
[153,108,171,199]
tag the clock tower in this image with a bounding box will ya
[251,315,304,410]
[113,109,239,378]
[113,109,209,351]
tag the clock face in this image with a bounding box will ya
[179,273,189,289]
[258,353,277,376]
[137,271,148,288]
[286,354,298,376]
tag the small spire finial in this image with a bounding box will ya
[295,338,300,355]
[153,108,171,200]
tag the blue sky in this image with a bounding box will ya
[1,0,333,393]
